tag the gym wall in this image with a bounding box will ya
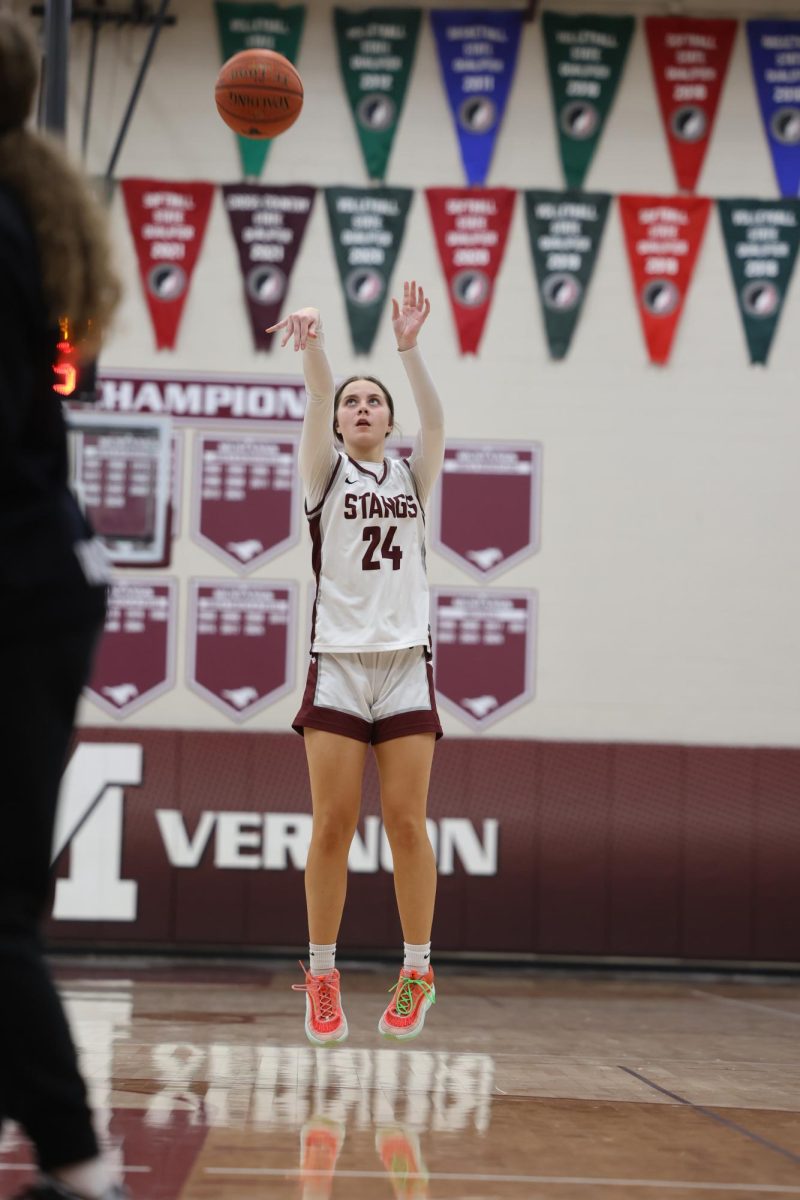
[18,0,799,961]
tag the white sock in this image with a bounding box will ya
[50,1155,118,1198]
[403,941,431,972]
[309,942,336,976]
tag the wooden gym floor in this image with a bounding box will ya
[1,960,800,1199]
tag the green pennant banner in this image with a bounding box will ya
[524,190,610,359]
[334,7,421,181]
[542,11,634,189]
[214,2,306,179]
[324,186,413,354]
[718,199,800,365]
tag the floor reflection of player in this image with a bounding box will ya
[0,14,125,1200]
[296,1117,430,1200]
[267,282,444,1045]
[298,1117,345,1200]
[375,1126,430,1200]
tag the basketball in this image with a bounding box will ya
[215,49,303,139]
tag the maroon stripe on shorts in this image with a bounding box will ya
[292,657,372,743]
[372,660,443,744]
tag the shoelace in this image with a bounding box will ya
[292,961,340,1023]
[388,974,435,1017]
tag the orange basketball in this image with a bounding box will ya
[215,49,303,139]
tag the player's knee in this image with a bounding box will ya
[382,811,428,854]
[311,808,359,853]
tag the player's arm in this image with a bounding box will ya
[267,306,338,508]
[393,281,444,506]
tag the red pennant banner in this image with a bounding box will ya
[425,188,516,355]
[619,195,711,366]
[645,18,737,193]
[121,179,214,350]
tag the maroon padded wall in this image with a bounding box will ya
[46,729,800,963]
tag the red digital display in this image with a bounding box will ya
[53,318,98,403]
[53,338,77,397]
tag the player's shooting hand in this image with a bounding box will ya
[392,280,430,351]
[266,306,320,350]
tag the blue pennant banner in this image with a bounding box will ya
[747,20,800,198]
[430,9,523,186]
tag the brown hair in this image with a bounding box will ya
[0,14,121,358]
[333,375,394,443]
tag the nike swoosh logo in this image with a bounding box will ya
[345,475,358,484]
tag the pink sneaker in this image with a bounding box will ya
[292,961,348,1046]
[378,966,436,1040]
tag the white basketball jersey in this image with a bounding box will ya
[308,452,430,652]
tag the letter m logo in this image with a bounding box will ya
[51,743,143,921]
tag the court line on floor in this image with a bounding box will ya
[619,1067,800,1166]
[202,1168,800,1192]
[692,990,800,1023]
[0,1166,151,1173]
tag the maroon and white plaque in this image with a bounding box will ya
[432,588,537,730]
[85,579,177,718]
[191,434,300,573]
[433,442,542,580]
[187,579,297,721]
[170,431,183,538]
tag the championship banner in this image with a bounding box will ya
[222,184,315,351]
[214,2,306,179]
[433,442,542,581]
[524,189,611,359]
[334,7,421,181]
[718,199,800,364]
[191,433,300,572]
[432,588,537,730]
[120,179,214,351]
[96,366,307,423]
[430,9,523,186]
[747,21,800,198]
[645,17,737,193]
[426,187,515,355]
[187,579,297,722]
[324,186,413,354]
[618,194,711,365]
[542,12,634,190]
[85,579,177,719]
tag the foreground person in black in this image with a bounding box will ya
[0,14,125,1200]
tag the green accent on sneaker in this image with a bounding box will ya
[388,975,436,1017]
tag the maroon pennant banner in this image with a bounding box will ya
[645,18,737,193]
[86,579,177,718]
[187,580,297,722]
[433,442,542,581]
[222,184,315,352]
[426,188,516,354]
[191,434,300,573]
[619,195,711,365]
[432,588,537,731]
[121,179,215,350]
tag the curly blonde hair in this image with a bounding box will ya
[0,13,120,358]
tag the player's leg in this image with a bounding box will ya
[0,626,125,1198]
[303,728,368,944]
[374,733,437,944]
[374,733,438,1040]
[291,728,368,1046]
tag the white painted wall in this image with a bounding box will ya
[14,0,799,745]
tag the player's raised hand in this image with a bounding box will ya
[392,280,430,351]
[266,306,320,350]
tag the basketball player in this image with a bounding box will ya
[0,15,125,1200]
[267,281,444,1044]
